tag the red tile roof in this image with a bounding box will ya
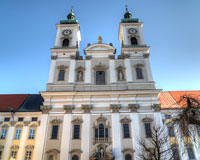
[0,94,29,112]
[159,91,200,109]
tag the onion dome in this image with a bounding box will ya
[121,7,139,23]
[124,7,132,19]
[67,8,76,20]
[60,8,78,24]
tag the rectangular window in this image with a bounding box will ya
[96,71,105,85]
[18,117,24,122]
[24,151,32,160]
[14,129,22,140]
[168,126,175,137]
[165,114,171,119]
[172,148,180,160]
[51,125,58,139]
[73,125,80,139]
[0,129,7,139]
[58,70,65,81]
[31,117,38,121]
[187,147,195,159]
[136,68,143,79]
[4,117,10,122]
[95,128,98,138]
[144,123,152,138]
[10,151,17,159]
[28,129,36,139]
[123,124,130,138]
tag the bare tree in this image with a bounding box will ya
[138,126,178,160]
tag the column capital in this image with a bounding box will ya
[86,55,92,60]
[10,121,16,126]
[151,104,161,112]
[128,104,139,112]
[40,105,52,114]
[24,121,31,126]
[109,55,115,59]
[110,104,121,113]
[51,55,57,60]
[81,104,92,113]
[64,105,74,114]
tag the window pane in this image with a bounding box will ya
[58,70,65,81]
[51,125,58,139]
[168,126,175,137]
[99,124,104,138]
[131,37,138,45]
[28,129,36,139]
[14,129,22,140]
[25,151,32,160]
[31,117,38,121]
[125,154,132,160]
[18,117,24,121]
[187,147,195,159]
[0,129,7,139]
[62,39,69,47]
[136,68,143,79]
[4,117,10,122]
[73,125,80,139]
[95,128,98,138]
[105,128,108,138]
[10,151,17,159]
[123,124,130,138]
[96,71,105,85]
[145,123,152,138]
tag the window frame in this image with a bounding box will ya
[14,128,22,140]
[144,122,152,138]
[123,123,130,138]
[73,125,80,139]
[24,150,32,160]
[51,125,59,139]
[28,128,36,140]
[0,128,8,140]
[168,126,175,137]
[187,147,196,160]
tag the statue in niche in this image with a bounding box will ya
[118,70,124,81]
[99,148,105,158]
[77,70,83,81]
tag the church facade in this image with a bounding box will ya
[0,8,200,160]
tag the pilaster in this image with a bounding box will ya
[124,58,133,82]
[68,60,76,83]
[48,58,57,83]
[85,60,92,84]
[109,59,117,83]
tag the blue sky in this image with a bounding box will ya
[0,0,200,94]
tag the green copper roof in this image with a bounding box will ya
[60,8,78,24]
[122,7,139,23]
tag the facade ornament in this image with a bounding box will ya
[51,55,57,60]
[69,149,83,154]
[116,66,126,81]
[120,117,132,123]
[96,114,107,122]
[0,121,3,125]
[64,105,74,113]
[57,65,68,70]
[16,124,24,128]
[128,104,139,112]
[37,120,41,126]
[1,124,9,128]
[98,36,102,44]
[133,64,144,68]
[0,145,4,150]
[76,66,85,82]
[10,121,16,126]
[109,55,115,59]
[30,124,38,128]
[110,104,121,113]
[117,55,122,59]
[24,121,31,126]
[121,148,135,153]
[50,119,62,125]
[142,117,153,123]
[25,145,34,150]
[70,55,76,59]
[81,105,92,113]
[10,145,19,150]
[151,104,161,112]
[86,55,92,60]
[93,63,108,70]
[143,53,150,58]
[123,54,130,58]
[71,117,83,124]
[40,105,52,114]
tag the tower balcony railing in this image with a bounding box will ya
[94,137,111,144]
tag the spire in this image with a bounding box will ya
[60,7,78,24]
[121,6,139,23]
[67,7,76,20]
[124,5,132,19]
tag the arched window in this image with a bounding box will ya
[48,155,54,160]
[58,70,65,81]
[131,37,138,45]
[62,39,69,47]
[125,154,132,160]
[72,155,79,160]
[136,68,143,79]
[96,71,105,85]
[99,124,104,138]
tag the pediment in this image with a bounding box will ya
[84,44,116,55]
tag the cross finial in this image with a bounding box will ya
[71,6,74,12]
[125,5,128,11]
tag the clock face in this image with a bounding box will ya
[62,29,72,36]
[128,28,137,34]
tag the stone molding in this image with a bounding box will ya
[1,124,9,128]
[120,117,132,124]
[109,55,115,59]
[76,66,85,71]
[86,55,92,60]
[128,104,139,112]
[30,124,38,128]
[50,119,62,125]
[24,121,31,126]
[142,117,153,123]
[10,121,16,126]
[110,104,121,113]
[96,115,107,122]
[57,65,68,70]
[71,117,83,124]
[16,124,23,128]
[69,149,83,154]
[123,54,130,59]
[25,145,34,150]
[93,63,108,71]
[51,55,57,60]
[81,104,93,113]
[133,64,144,68]
[115,65,126,71]
[143,53,150,58]
[46,149,60,154]
[121,148,135,153]
[10,145,19,150]
[0,145,4,150]
[40,105,52,114]
[64,105,74,113]
[151,104,161,112]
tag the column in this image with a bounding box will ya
[130,113,141,159]
[124,59,133,82]
[68,60,76,84]
[2,121,16,160]
[34,114,49,160]
[60,114,72,160]
[109,59,117,83]
[85,60,92,84]
[81,114,91,159]
[111,113,123,160]
[17,121,30,160]
[48,59,56,83]
[145,58,154,82]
